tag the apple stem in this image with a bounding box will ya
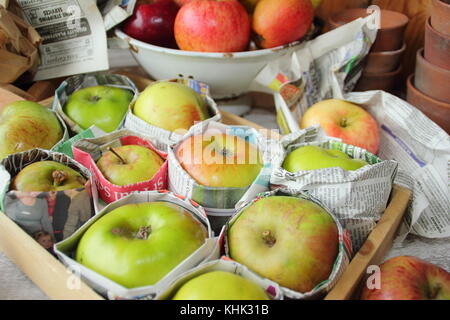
[108,147,126,164]
[52,170,68,186]
[340,118,348,128]
[136,226,151,240]
[261,230,276,247]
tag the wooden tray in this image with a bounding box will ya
[0,73,411,300]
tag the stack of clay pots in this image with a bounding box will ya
[328,8,409,93]
[407,0,450,134]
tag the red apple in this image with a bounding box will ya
[174,0,251,52]
[252,0,314,49]
[361,256,450,300]
[122,0,180,48]
[173,0,196,6]
[300,99,380,154]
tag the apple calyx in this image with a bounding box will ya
[89,95,102,103]
[108,147,126,165]
[261,230,276,247]
[136,226,151,240]
[339,118,348,128]
[427,283,442,300]
[52,170,68,186]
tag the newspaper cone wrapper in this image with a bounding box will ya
[167,121,283,228]
[0,148,96,242]
[0,2,41,83]
[250,15,377,135]
[156,257,284,300]
[338,91,450,242]
[54,190,220,300]
[53,73,139,135]
[270,126,398,252]
[221,189,352,300]
[123,78,222,151]
[72,129,169,205]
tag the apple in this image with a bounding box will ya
[172,271,270,300]
[228,195,339,293]
[361,256,450,300]
[76,201,207,288]
[174,0,251,52]
[282,145,369,172]
[133,81,211,132]
[173,0,195,6]
[252,0,314,49]
[96,145,164,186]
[63,85,133,133]
[0,101,63,160]
[311,0,321,8]
[122,0,180,48]
[300,99,380,154]
[10,161,87,192]
[176,132,263,188]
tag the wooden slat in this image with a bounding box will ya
[0,214,103,300]
[325,185,412,300]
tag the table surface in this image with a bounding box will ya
[1,49,449,300]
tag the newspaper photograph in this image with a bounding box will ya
[16,0,109,81]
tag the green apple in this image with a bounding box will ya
[0,101,63,160]
[176,133,263,188]
[133,81,211,132]
[11,161,87,192]
[63,85,133,133]
[282,145,369,172]
[172,271,270,300]
[76,201,208,288]
[228,196,339,293]
[96,145,164,186]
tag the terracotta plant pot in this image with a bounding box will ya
[407,74,450,134]
[431,0,450,35]
[364,43,406,74]
[355,65,402,93]
[424,17,450,70]
[328,8,409,52]
[415,48,450,103]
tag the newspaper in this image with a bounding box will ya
[269,126,398,252]
[250,15,378,135]
[0,148,96,244]
[156,257,284,300]
[222,188,352,300]
[342,91,450,242]
[98,0,136,31]
[16,0,109,81]
[54,190,220,300]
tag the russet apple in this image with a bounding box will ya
[228,195,339,293]
[122,0,180,48]
[174,0,251,52]
[133,81,211,132]
[76,201,208,288]
[96,145,164,186]
[172,271,270,300]
[0,101,63,160]
[63,85,133,133]
[282,145,369,172]
[361,256,450,300]
[252,0,314,49]
[300,99,380,154]
[11,161,87,192]
[176,132,263,188]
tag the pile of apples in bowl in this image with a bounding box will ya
[115,0,319,99]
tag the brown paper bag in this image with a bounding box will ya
[0,1,41,83]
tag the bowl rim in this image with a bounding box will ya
[115,28,304,59]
